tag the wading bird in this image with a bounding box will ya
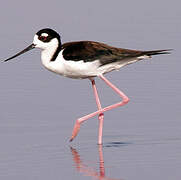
[3,28,171,144]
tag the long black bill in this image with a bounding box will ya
[3,44,36,62]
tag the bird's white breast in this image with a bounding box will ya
[41,50,101,79]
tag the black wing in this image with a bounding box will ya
[62,41,171,65]
[62,41,115,62]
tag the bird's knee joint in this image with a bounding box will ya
[124,97,130,104]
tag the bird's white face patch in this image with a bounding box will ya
[33,34,59,50]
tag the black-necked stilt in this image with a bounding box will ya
[3,28,171,144]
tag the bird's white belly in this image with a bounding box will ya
[51,59,101,78]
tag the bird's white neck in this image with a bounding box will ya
[41,48,56,65]
[40,38,60,68]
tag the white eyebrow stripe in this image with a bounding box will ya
[41,33,48,37]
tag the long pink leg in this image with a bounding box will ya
[69,74,129,144]
[91,79,104,145]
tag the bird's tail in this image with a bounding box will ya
[141,49,172,57]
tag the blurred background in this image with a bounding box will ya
[0,0,180,180]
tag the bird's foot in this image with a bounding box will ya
[69,122,80,142]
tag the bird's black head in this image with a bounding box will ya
[36,28,61,43]
[3,28,62,62]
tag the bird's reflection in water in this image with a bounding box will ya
[70,145,122,180]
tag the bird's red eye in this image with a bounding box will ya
[39,36,47,41]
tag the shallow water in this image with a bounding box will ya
[0,122,180,180]
[0,0,181,179]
